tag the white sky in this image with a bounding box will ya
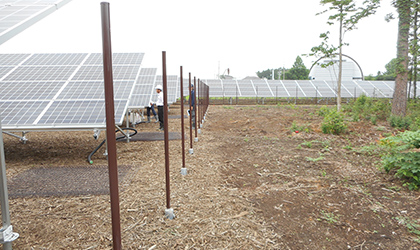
[0,0,398,79]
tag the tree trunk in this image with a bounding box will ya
[337,7,343,112]
[413,2,419,101]
[392,0,411,116]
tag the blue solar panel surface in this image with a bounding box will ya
[0,52,144,131]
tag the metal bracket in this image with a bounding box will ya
[2,131,28,144]
[93,129,101,140]
[115,125,130,143]
[0,225,19,244]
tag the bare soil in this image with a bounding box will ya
[2,104,420,249]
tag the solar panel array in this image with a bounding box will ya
[0,0,72,45]
[202,79,412,99]
[155,75,179,106]
[128,68,157,109]
[0,52,144,131]
[128,70,180,109]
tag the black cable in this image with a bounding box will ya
[88,128,137,164]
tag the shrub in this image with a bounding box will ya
[346,94,391,123]
[317,106,333,117]
[380,130,420,190]
[388,115,412,130]
[321,110,347,135]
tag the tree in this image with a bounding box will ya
[364,58,399,80]
[310,0,380,112]
[257,69,275,79]
[256,68,285,80]
[392,0,411,116]
[409,0,419,100]
[284,56,310,80]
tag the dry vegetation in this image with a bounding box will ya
[2,104,420,249]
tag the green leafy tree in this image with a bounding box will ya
[310,0,380,112]
[257,68,286,80]
[284,56,310,80]
[257,69,274,79]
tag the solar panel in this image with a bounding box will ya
[201,79,406,99]
[0,52,144,131]
[253,79,273,97]
[128,68,157,109]
[0,0,72,45]
[269,80,290,98]
[239,80,255,97]
[203,80,222,97]
[155,75,179,105]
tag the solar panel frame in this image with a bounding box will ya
[0,0,72,45]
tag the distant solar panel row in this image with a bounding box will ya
[0,52,144,131]
[202,79,413,99]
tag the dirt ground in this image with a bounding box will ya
[2,104,420,249]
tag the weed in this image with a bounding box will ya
[306,156,325,162]
[301,141,312,148]
[376,126,386,131]
[388,115,412,130]
[395,217,420,236]
[343,143,353,150]
[380,130,420,190]
[223,106,234,109]
[290,121,312,133]
[345,94,391,124]
[321,110,347,135]
[317,106,333,117]
[319,211,340,224]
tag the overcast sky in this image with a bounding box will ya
[0,0,398,79]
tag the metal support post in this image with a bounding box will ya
[180,66,187,175]
[162,52,174,219]
[0,121,19,250]
[101,3,122,249]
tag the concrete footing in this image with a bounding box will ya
[165,208,175,220]
[181,168,187,175]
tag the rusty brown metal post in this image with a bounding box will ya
[194,77,198,142]
[162,51,174,219]
[197,79,201,131]
[188,73,193,154]
[100,2,122,249]
[180,66,187,175]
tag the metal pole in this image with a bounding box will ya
[0,121,19,250]
[180,66,186,175]
[256,86,258,104]
[100,3,121,249]
[162,52,174,219]
[194,77,198,142]
[236,84,238,105]
[197,78,201,131]
[188,73,193,154]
